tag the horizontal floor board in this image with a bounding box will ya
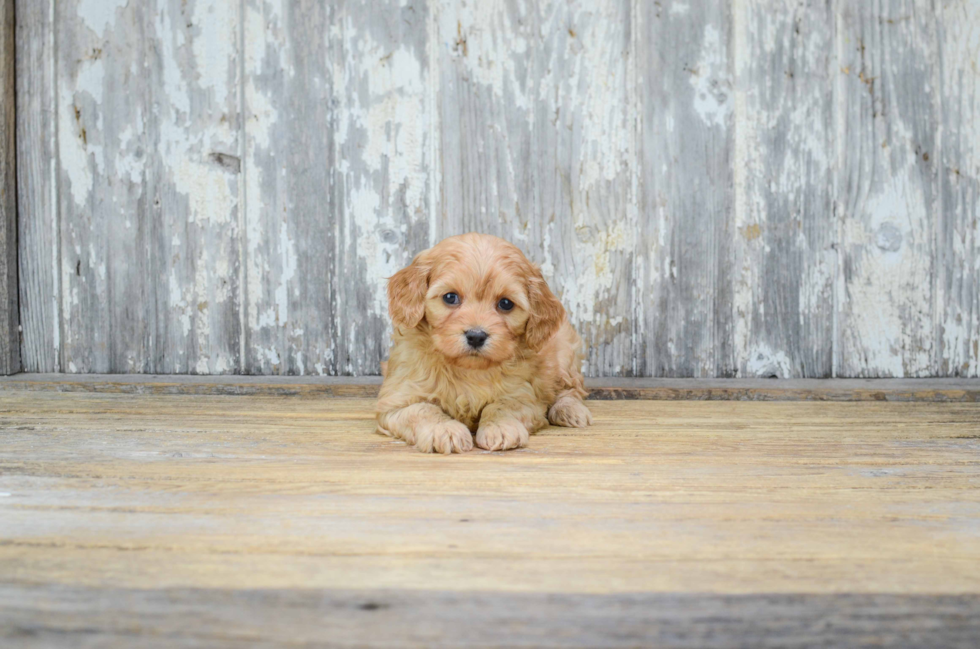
[1,374,978,401]
[2,392,979,647]
[2,586,979,649]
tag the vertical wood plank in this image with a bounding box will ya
[333,0,434,375]
[437,0,635,376]
[938,1,980,377]
[243,0,337,375]
[835,0,939,377]
[146,0,243,374]
[732,0,835,378]
[246,0,433,375]
[15,0,59,372]
[57,0,241,373]
[638,0,735,377]
[0,0,19,374]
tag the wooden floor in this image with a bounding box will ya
[1,388,979,647]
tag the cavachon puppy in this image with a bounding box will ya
[376,233,592,454]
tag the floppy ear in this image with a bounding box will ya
[524,264,565,350]
[388,250,432,329]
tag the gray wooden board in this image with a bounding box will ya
[939,2,980,377]
[55,0,242,374]
[0,0,17,375]
[245,0,431,376]
[1,585,978,649]
[638,0,735,378]
[0,374,977,402]
[836,0,940,377]
[733,0,836,378]
[14,1,980,378]
[438,0,635,376]
[15,0,58,373]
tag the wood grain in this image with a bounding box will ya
[2,587,978,648]
[243,0,338,375]
[939,1,980,377]
[638,0,735,378]
[438,0,635,376]
[732,0,835,378]
[56,0,242,374]
[13,1,980,378]
[1,374,978,402]
[0,0,17,375]
[0,393,978,645]
[15,0,58,373]
[836,1,940,377]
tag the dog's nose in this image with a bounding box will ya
[465,329,489,349]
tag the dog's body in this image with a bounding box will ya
[377,233,591,453]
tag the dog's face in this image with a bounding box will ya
[388,234,565,369]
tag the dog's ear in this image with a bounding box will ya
[525,264,565,350]
[388,249,432,329]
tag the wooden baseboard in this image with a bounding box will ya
[1,374,978,401]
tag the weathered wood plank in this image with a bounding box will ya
[2,586,979,649]
[15,0,58,373]
[0,395,978,606]
[146,0,243,373]
[732,0,835,378]
[243,0,337,375]
[438,0,635,376]
[245,0,432,376]
[638,1,735,378]
[836,1,940,377]
[57,0,242,373]
[333,0,434,375]
[0,0,18,375]
[1,374,977,402]
[938,1,980,378]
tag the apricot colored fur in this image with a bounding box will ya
[377,233,591,454]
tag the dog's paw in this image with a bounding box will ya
[475,418,529,451]
[548,396,593,428]
[415,419,473,454]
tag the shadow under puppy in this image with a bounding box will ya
[377,233,592,453]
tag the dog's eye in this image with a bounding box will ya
[442,292,460,306]
[497,298,515,312]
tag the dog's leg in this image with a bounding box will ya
[547,390,593,428]
[475,400,547,451]
[378,403,473,454]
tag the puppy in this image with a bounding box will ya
[376,233,592,454]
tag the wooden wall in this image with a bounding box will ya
[15,0,980,378]
[1,0,18,375]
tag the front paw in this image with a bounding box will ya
[548,396,593,428]
[475,418,529,451]
[415,419,473,454]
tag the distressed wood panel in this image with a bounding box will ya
[638,0,735,377]
[836,0,940,377]
[939,1,980,378]
[57,0,241,373]
[15,0,58,373]
[243,0,338,375]
[16,0,980,378]
[1,391,979,647]
[732,0,835,378]
[332,0,434,375]
[244,0,432,376]
[0,0,18,374]
[437,0,635,376]
[3,587,980,649]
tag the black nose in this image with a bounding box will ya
[465,329,489,349]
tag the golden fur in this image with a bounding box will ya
[377,233,592,453]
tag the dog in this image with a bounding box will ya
[376,233,592,454]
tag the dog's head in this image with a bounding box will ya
[388,233,565,369]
